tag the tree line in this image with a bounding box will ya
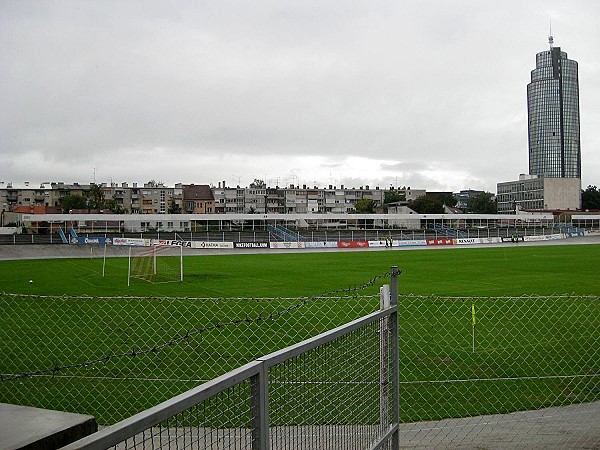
[354,191,497,214]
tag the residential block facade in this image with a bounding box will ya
[497,175,581,213]
[2,181,392,216]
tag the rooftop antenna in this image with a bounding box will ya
[548,21,554,49]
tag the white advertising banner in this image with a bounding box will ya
[454,237,502,245]
[193,241,234,249]
[397,240,427,247]
[481,237,502,244]
[523,235,548,242]
[156,239,193,247]
[548,233,566,240]
[454,238,478,245]
[523,234,564,242]
[304,241,338,248]
[270,242,306,249]
[113,237,149,246]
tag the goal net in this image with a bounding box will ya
[127,244,183,285]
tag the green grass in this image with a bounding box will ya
[0,244,599,424]
[2,244,599,297]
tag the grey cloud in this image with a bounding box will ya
[1,0,599,192]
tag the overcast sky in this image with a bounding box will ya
[1,1,599,193]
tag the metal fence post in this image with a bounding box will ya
[250,365,269,450]
[380,284,390,430]
[390,266,400,449]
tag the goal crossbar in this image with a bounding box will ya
[127,244,183,286]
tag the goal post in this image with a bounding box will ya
[127,244,184,285]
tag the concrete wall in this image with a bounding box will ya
[543,178,581,210]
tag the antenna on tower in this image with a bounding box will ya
[548,21,554,48]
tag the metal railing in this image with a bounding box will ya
[1,226,595,246]
[60,268,400,449]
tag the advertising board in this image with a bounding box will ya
[270,242,305,249]
[193,241,234,249]
[234,242,269,249]
[337,241,369,248]
[397,240,427,247]
[113,237,148,246]
[426,238,454,246]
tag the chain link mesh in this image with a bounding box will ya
[70,310,396,450]
[112,379,258,450]
[0,291,380,425]
[398,294,600,448]
[268,318,393,450]
[1,291,599,448]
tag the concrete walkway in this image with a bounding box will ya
[398,401,600,449]
[0,403,97,450]
[1,235,599,261]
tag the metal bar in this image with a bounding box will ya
[60,360,263,450]
[367,424,400,450]
[259,308,394,369]
[250,365,270,450]
[380,285,391,429]
[390,266,400,449]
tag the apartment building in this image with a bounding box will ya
[2,181,391,215]
[497,175,581,213]
[182,184,214,214]
[0,181,88,212]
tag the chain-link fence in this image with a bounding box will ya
[1,289,599,448]
[398,294,600,449]
[61,304,399,450]
[0,272,388,425]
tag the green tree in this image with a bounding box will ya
[431,192,458,208]
[104,199,126,214]
[581,185,600,210]
[168,202,182,214]
[467,192,498,213]
[354,199,376,213]
[384,190,406,204]
[87,183,105,210]
[249,179,266,189]
[60,194,88,213]
[408,196,444,214]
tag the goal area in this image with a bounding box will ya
[127,245,183,285]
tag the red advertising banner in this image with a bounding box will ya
[426,238,454,246]
[337,241,370,248]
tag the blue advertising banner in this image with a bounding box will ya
[74,237,112,245]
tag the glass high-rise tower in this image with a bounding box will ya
[527,37,581,178]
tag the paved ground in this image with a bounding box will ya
[1,234,599,260]
[0,402,97,450]
[398,401,600,449]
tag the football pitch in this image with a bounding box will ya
[1,243,600,297]
[0,243,599,425]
